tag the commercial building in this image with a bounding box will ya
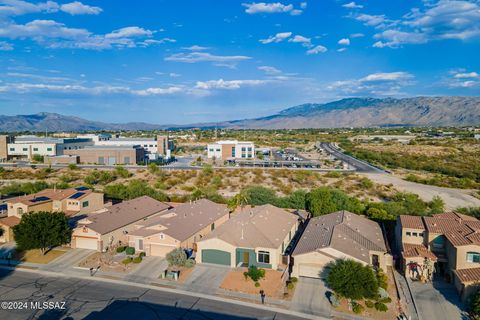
[207,140,255,160]
[64,145,145,165]
[396,212,480,303]
[291,211,390,278]
[0,135,93,160]
[196,204,299,270]
[127,199,230,257]
[72,196,171,251]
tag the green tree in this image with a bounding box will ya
[13,211,71,255]
[471,288,480,319]
[32,154,44,163]
[366,207,395,223]
[429,196,445,215]
[305,187,364,216]
[166,248,187,267]
[115,166,131,178]
[326,259,378,300]
[242,185,278,206]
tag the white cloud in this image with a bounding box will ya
[343,2,363,9]
[259,31,292,44]
[300,2,307,9]
[454,72,479,79]
[361,72,413,82]
[105,27,154,39]
[306,45,327,55]
[195,79,270,90]
[0,0,59,17]
[338,38,350,45]
[355,13,391,28]
[373,29,428,48]
[445,70,480,88]
[169,72,181,77]
[350,33,364,38]
[60,1,102,15]
[327,71,415,95]
[0,41,13,51]
[242,2,304,15]
[337,48,347,52]
[165,52,251,63]
[182,45,209,51]
[258,65,281,74]
[288,34,312,47]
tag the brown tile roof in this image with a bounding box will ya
[454,267,480,284]
[292,211,387,264]
[201,204,298,249]
[0,216,20,228]
[402,243,437,261]
[129,199,229,241]
[433,212,478,222]
[7,187,95,206]
[399,215,425,230]
[82,196,170,234]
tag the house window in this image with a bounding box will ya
[149,145,153,147]
[33,148,38,151]
[47,148,52,151]
[248,147,252,151]
[82,201,89,208]
[231,147,235,157]
[9,147,14,151]
[160,234,164,240]
[258,251,270,264]
[413,232,418,237]
[211,222,215,231]
[467,252,480,263]
[216,148,220,152]
[406,232,411,236]
[241,147,246,152]
[209,148,214,152]
[17,208,24,216]
[22,148,28,151]
[419,232,424,237]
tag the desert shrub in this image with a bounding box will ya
[290,277,298,283]
[122,257,132,264]
[365,300,374,308]
[254,282,260,287]
[139,252,146,258]
[351,301,364,314]
[125,247,135,255]
[374,302,388,312]
[116,246,126,253]
[166,248,187,267]
[246,266,266,282]
[184,259,195,268]
[115,166,131,178]
[132,256,142,263]
[287,282,295,290]
[377,287,389,299]
[376,268,388,290]
[470,288,480,319]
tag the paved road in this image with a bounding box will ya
[0,269,323,320]
[291,278,331,319]
[318,142,385,174]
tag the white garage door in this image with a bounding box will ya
[150,244,175,257]
[75,237,98,250]
[298,264,325,279]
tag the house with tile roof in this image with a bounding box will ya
[72,196,171,251]
[396,212,480,302]
[126,199,230,257]
[196,204,299,270]
[291,211,390,278]
[0,186,104,243]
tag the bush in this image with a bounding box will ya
[139,252,146,258]
[377,287,389,299]
[116,246,126,253]
[326,259,378,300]
[132,256,142,263]
[290,277,298,283]
[351,301,364,314]
[254,282,260,287]
[374,302,388,312]
[287,282,295,290]
[376,268,388,290]
[470,288,480,319]
[166,248,187,267]
[246,266,266,282]
[125,247,135,255]
[365,300,374,308]
[122,257,132,264]
[184,259,195,268]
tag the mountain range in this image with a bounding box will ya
[2,96,479,132]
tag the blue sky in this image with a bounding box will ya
[0,0,480,124]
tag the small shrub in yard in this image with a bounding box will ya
[184,259,195,268]
[132,256,142,264]
[122,257,132,265]
[246,266,266,282]
[351,301,364,314]
[116,246,126,253]
[290,277,298,283]
[287,282,295,290]
[139,252,146,258]
[254,282,260,287]
[166,248,187,267]
[374,302,388,312]
[365,300,374,308]
[243,271,249,281]
[377,287,389,299]
[125,247,135,255]
[378,297,392,304]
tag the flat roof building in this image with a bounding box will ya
[64,145,145,165]
[207,140,255,160]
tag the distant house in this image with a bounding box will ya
[72,196,171,251]
[127,199,230,256]
[0,187,104,243]
[196,204,299,270]
[396,212,480,303]
[291,211,390,278]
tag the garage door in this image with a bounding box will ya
[150,244,175,257]
[201,249,231,266]
[298,264,325,279]
[75,237,98,250]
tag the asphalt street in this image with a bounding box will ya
[0,269,323,320]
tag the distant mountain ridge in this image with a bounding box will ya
[1,96,479,132]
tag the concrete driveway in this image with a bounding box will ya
[409,278,469,320]
[182,263,230,294]
[39,248,94,272]
[291,277,332,318]
[124,256,167,284]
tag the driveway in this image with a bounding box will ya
[409,278,469,320]
[124,256,167,284]
[39,248,94,272]
[291,277,332,318]
[182,263,230,294]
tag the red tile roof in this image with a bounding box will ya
[402,243,437,261]
[454,267,480,284]
[0,216,20,228]
[399,215,425,230]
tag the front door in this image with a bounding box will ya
[135,239,143,251]
[243,252,250,267]
[372,254,379,268]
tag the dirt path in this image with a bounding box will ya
[363,173,480,210]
